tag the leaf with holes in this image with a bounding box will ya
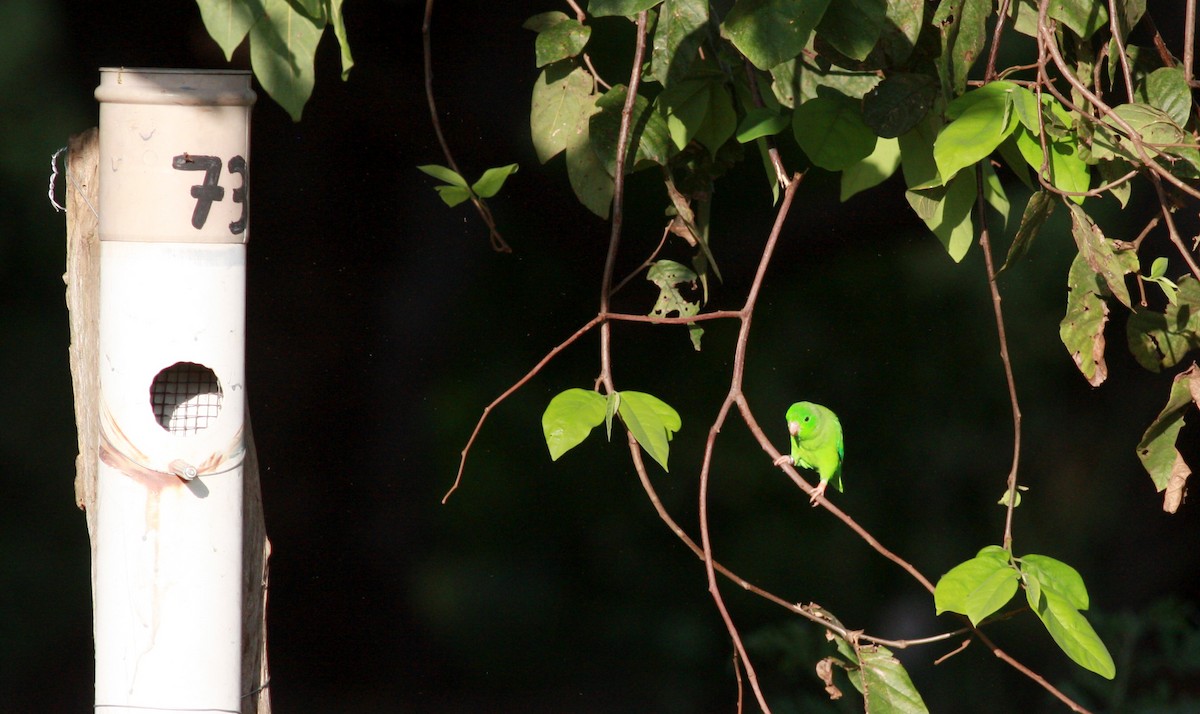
[1136,365,1199,512]
[1060,252,1111,386]
[647,260,704,350]
[1067,203,1137,309]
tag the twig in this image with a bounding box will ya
[422,0,511,252]
[984,0,1012,81]
[1106,0,1136,102]
[598,11,651,393]
[1185,0,1196,87]
[610,224,672,296]
[976,166,1023,553]
[442,315,603,502]
[973,629,1094,714]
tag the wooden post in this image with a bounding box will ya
[65,128,272,714]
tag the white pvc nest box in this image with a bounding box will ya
[93,68,255,712]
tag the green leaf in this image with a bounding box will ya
[1067,203,1137,309]
[1012,126,1090,205]
[591,85,674,174]
[650,0,709,86]
[1127,276,1200,372]
[857,646,931,713]
[1027,589,1115,679]
[830,636,931,713]
[1135,365,1198,512]
[935,545,1019,626]
[1059,252,1111,386]
[328,0,354,80]
[542,388,607,461]
[618,391,681,471]
[933,83,1018,182]
[793,93,877,171]
[567,100,616,218]
[535,18,591,67]
[997,190,1054,276]
[897,113,943,189]
[657,77,736,155]
[432,185,472,207]
[840,137,900,201]
[736,107,791,142]
[1137,67,1192,128]
[417,164,469,187]
[531,64,595,164]
[1019,554,1089,610]
[862,73,938,139]
[471,164,519,198]
[195,0,259,60]
[588,0,662,16]
[249,0,324,121]
[721,0,832,70]
[815,0,886,61]
[1142,259,1180,306]
[905,171,975,262]
[869,0,918,65]
[523,10,571,33]
[932,0,990,95]
[1047,0,1108,39]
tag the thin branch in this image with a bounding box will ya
[598,11,651,393]
[698,401,773,713]
[1185,0,1196,87]
[422,0,511,252]
[1106,0,1136,103]
[442,315,604,502]
[610,224,672,296]
[975,166,1023,553]
[984,0,1013,81]
[973,629,1094,714]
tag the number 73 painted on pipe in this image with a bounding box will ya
[171,153,248,235]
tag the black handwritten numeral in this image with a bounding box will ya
[172,154,224,229]
[228,155,248,235]
[171,153,250,234]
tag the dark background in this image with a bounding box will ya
[3,1,1198,711]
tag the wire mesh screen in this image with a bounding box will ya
[150,362,222,435]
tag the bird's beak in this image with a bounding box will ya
[787,421,800,436]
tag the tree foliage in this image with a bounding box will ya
[197,0,1200,710]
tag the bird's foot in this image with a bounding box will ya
[809,481,828,507]
[773,454,793,467]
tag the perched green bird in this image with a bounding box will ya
[773,402,843,505]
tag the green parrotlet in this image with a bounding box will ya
[772,402,843,505]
